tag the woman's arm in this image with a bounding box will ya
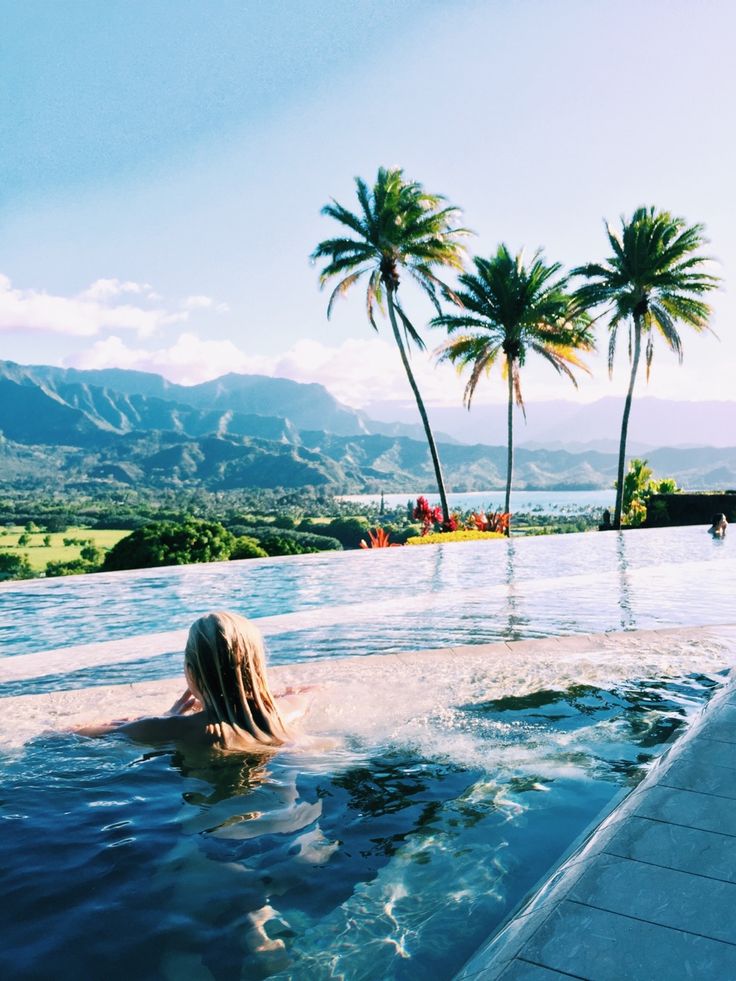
[73,688,202,739]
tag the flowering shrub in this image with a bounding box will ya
[412,495,443,535]
[486,511,511,535]
[406,529,505,546]
[467,510,511,534]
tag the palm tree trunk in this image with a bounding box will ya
[504,358,514,535]
[386,288,450,524]
[614,319,642,529]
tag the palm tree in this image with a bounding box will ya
[311,166,469,524]
[432,245,593,530]
[573,207,719,529]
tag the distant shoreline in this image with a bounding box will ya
[339,489,614,513]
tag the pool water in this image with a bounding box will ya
[1,526,734,661]
[1,667,725,980]
[1,527,734,979]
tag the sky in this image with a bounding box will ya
[1,0,734,413]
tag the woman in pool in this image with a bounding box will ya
[80,611,303,751]
[708,513,728,538]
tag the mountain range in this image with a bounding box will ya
[365,397,736,451]
[1,359,735,493]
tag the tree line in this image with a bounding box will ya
[312,168,719,533]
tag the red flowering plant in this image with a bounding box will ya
[413,496,443,536]
[359,527,400,548]
[442,514,460,532]
[486,511,511,535]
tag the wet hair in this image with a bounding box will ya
[711,513,727,526]
[184,611,288,750]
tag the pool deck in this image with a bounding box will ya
[455,622,736,981]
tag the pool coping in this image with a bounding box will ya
[453,622,736,980]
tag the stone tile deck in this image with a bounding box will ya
[456,624,736,981]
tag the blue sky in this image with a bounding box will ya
[1,0,734,409]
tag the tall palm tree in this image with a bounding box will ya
[432,245,593,530]
[573,207,719,529]
[311,166,469,524]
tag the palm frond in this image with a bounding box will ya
[394,299,426,351]
[645,332,655,381]
[366,269,384,332]
[574,205,719,379]
[319,201,369,240]
[326,269,368,319]
[607,324,618,377]
[463,350,494,408]
[313,166,468,333]
[432,244,591,403]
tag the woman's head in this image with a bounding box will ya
[184,611,288,749]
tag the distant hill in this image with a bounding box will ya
[0,361,455,445]
[365,396,736,449]
[1,360,736,494]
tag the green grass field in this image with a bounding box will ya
[0,527,129,572]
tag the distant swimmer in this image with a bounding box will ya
[76,611,310,751]
[708,513,728,538]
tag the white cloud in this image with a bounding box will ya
[66,331,473,403]
[0,275,230,340]
[270,337,467,406]
[70,332,271,386]
[0,274,187,338]
[80,279,158,301]
[182,294,230,313]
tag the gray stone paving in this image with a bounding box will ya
[455,624,736,981]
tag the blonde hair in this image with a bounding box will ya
[184,611,288,750]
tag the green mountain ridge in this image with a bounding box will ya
[1,360,735,493]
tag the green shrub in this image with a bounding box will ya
[238,525,342,554]
[103,519,235,572]
[0,553,34,581]
[380,522,422,545]
[230,536,269,560]
[226,524,252,538]
[46,558,98,577]
[261,536,315,556]
[80,544,103,564]
[270,515,297,530]
[308,516,370,549]
[45,516,71,533]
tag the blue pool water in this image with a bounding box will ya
[1,527,734,979]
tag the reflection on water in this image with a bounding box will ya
[616,532,635,631]
[1,526,734,661]
[503,540,528,641]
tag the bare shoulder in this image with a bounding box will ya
[118,714,198,743]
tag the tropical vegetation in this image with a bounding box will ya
[573,207,719,528]
[432,246,594,532]
[103,519,237,571]
[311,166,469,525]
[620,458,680,527]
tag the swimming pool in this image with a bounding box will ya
[1,528,734,979]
